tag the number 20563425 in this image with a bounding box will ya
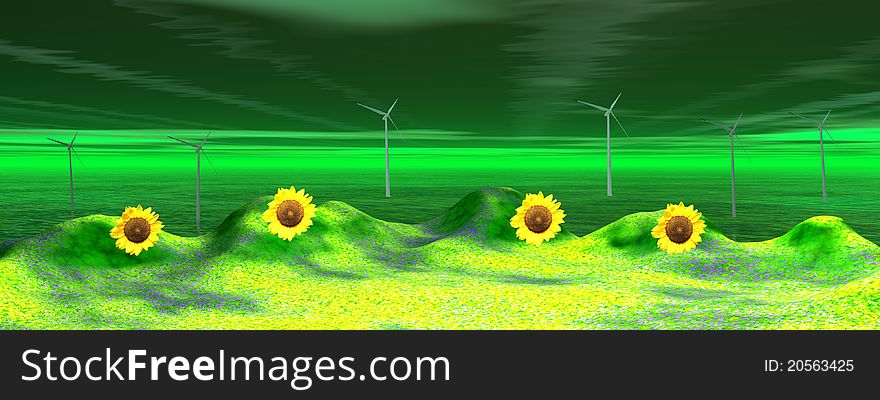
[764,359,853,372]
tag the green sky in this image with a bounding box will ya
[1,0,878,139]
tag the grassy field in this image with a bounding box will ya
[1,187,878,329]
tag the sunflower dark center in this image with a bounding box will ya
[276,200,304,227]
[123,217,151,244]
[665,216,694,244]
[524,205,553,233]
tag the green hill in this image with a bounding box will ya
[207,196,429,260]
[4,215,197,268]
[772,216,876,260]
[424,187,576,245]
[583,210,728,255]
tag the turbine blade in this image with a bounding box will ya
[822,128,844,153]
[70,131,79,145]
[608,92,622,110]
[386,97,399,115]
[733,133,752,162]
[611,112,629,137]
[199,131,212,147]
[200,149,217,172]
[388,116,400,133]
[71,147,85,166]
[789,111,818,125]
[701,117,732,132]
[732,113,742,131]
[47,138,69,147]
[357,103,387,116]
[576,100,608,112]
[821,109,832,125]
[168,136,198,147]
[823,128,834,141]
[388,116,409,144]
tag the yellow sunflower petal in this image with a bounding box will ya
[525,235,542,246]
[651,225,665,238]
[269,220,283,234]
[510,215,524,228]
[262,208,276,222]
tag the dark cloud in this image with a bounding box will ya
[153,0,511,29]
[0,0,877,138]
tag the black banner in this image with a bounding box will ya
[0,330,876,396]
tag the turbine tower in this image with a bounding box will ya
[46,132,83,214]
[356,98,399,198]
[577,93,629,196]
[789,110,833,202]
[702,114,745,218]
[168,132,215,234]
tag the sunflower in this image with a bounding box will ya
[262,186,317,240]
[109,205,164,256]
[510,191,566,246]
[651,202,707,254]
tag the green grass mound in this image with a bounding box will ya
[584,210,728,254]
[774,216,872,252]
[772,216,877,262]
[207,196,429,260]
[424,187,576,245]
[8,215,193,268]
[208,196,333,259]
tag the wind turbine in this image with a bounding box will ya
[168,132,215,234]
[702,114,745,218]
[46,132,83,214]
[577,93,629,196]
[356,98,399,198]
[789,110,833,202]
